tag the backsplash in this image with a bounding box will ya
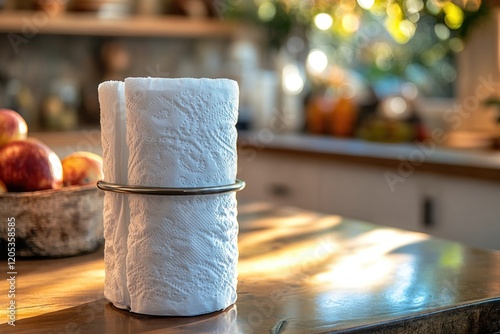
[0,34,232,130]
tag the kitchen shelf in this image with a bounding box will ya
[0,10,242,38]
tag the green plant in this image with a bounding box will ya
[220,0,490,97]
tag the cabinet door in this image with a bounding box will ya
[419,174,500,251]
[238,148,500,251]
[319,163,420,232]
[237,151,322,211]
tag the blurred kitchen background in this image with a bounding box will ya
[1,0,500,251]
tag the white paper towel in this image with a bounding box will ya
[98,81,130,310]
[99,77,239,316]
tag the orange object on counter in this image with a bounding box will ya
[306,95,334,135]
[330,95,358,137]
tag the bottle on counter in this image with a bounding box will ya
[329,90,358,137]
[305,91,334,135]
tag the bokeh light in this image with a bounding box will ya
[402,82,419,100]
[307,49,328,74]
[226,0,487,100]
[389,96,408,115]
[257,1,276,22]
[406,8,420,23]
[399,20,416,39]
[461,0,482,11]
[449,37,464,53]
[340,0,357,11]
[444,2,464,29]
[434,23,451,40]
[373,42,394,71]
[405,0,424,12]
[342,13,360,33]
[386,3,403,20]
[441,63,457,82]
[426,0,441,15]
[314,13,333,31]
[283,64,304,95]
[357,0,375,10]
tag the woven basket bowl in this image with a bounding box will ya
[0,185,104,258]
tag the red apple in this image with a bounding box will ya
[0,109,28,147]
[0,138,63,192]
[62,151,103,186]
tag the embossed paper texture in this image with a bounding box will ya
[98,78,239,316]
[98,81,130,310]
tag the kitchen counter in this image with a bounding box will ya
[31,130,500,181]
[2,202,500,333]
[238,132,500,182]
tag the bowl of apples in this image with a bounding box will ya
[0,109,104,258]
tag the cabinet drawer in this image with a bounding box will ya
[237,151,321,211]
[320,163,420,232]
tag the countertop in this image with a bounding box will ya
[238,131,500,181]
[2,202,500,333]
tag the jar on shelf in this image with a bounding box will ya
[41,79,80,131]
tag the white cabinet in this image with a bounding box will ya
[417,174,500,250]
[238,149,500,251]
[238,152,322,211]
[319,162,421,232]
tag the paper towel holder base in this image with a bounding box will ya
[96,179,245,196]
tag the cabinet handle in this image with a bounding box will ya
[422,197,434,227]
[268,184,292,198]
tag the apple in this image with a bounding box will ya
[0,179,7,193]
[0,138,63,192]
[62,151,103,186]
[0,109,28,147]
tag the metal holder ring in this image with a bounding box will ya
[96,179,245,196]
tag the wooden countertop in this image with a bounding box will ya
[238,132,500,181]
[2,202,500,333]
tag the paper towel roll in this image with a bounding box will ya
[98,81,131,310]
[99,77,240,316]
